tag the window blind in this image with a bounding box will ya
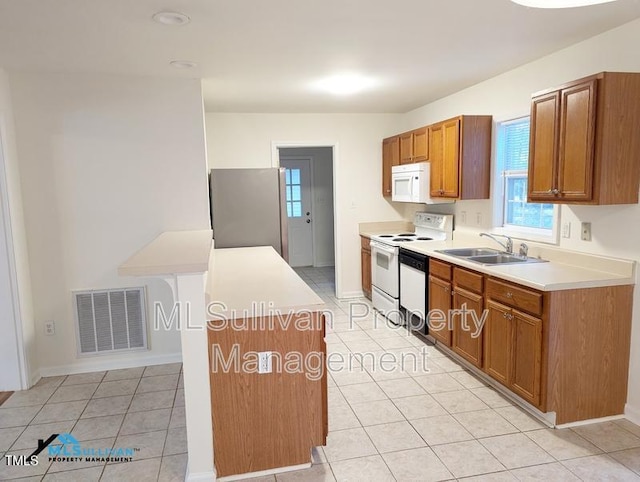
[503,119,530,171]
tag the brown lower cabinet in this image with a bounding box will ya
[428,260,453,346]
[452,288,483,368]
[360,236,372,299]
[208,312,327,477]
[428,259,633,424]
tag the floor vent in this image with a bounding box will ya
[74,287,148,355]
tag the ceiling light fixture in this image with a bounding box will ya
[313,73,376,96]
[511,0,617,8]
[152,11,190,25]
[170,60,198,69]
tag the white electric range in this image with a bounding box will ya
[370,212,453,325]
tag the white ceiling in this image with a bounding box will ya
[0,0,639,113]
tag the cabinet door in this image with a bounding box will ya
[557,80,597,201]
[428,275,452,346]
[442,119,461,198]
[529,91,560,201]
[413,128,429,162]
[382,137,399,197]
[429,124,444,196]
[452,287,483,367]
[361,248,371,300]
[484,301,512,386]
[399,132,414,164]
[510,309,542,407]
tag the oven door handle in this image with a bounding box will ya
[370,241,397,255]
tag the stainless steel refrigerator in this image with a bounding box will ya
[209,168,288,261]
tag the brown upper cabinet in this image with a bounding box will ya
[528,72,640,205]
[399,127,429,165]
[381,136,400,197]
[429,115,492,200]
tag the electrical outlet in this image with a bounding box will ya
[461,211,467,224]
[44,320,55,336]
[562,222,571,238]
[581,222,592,241]
[258,351,272,374]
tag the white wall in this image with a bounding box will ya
[206,113,405,296]
[401,17,640,422]
[9,73,211,375]
[0,68,36,388]
[280,147,335,267]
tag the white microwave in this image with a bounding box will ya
[391,162,452,204]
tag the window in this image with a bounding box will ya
[496,117,558,240]
[285,168,302,218]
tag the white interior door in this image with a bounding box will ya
[282,159,313,267]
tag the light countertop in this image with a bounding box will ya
[205,246,324,320]
[403,239,635,291]
[118,230,213,277]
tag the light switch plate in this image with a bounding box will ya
[562,222,571,238]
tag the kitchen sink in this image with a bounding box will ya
[436,247,548,266]
[437,248,501,257]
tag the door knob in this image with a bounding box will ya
[306,219,311,223]
[306,212,311,216]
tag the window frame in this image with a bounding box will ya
[492,115,560,245]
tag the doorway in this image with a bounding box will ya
[278,147,336,271]
[0,127,26,390]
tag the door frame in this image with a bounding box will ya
[280,156,315,268]
[0,115,29,390]
[271,141,341,296]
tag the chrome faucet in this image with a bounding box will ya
[479,233,513,254]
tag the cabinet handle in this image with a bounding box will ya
[503,312,508,318]
[508,314,514,320]
[506,292,513,298]
[552,188,560,195]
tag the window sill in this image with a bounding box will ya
[494,225,559,245]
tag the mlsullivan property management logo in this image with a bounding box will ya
[4,433,138,468]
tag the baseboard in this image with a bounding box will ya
[186,469,217,482]
[29,368,41,389]
[39,352,183,377]
[338,290,366,299]
[556,414,625,429]
[313,262,335,268]
[217,463,310,481]
[625,403,640,425]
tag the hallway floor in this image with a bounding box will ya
[2,267,640,481]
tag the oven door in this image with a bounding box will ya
[370,241,399,298]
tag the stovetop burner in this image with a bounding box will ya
[378,234,394,238]
[398,233,417,237]
[392,238,414,242]
[416,237,433,241]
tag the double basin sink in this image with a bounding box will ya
[435,247,547,266]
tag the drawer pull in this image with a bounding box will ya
[506,292,513,298]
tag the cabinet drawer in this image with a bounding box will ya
[361,236,371,251]
[486,278,542,317]
[429,259,451,281]
[453,267,483,294]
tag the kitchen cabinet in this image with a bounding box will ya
[452,267,484,368]
[528,72,640,205]
[382,136,400,197]
[361,236,372,300]
[399,127,429,165]
[428,259,452,347]
[429,115,492,199]
[426,256,632,424]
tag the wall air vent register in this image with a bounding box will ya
[73,287,148,355]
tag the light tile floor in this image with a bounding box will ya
[2,266,639,481]
[0,364,186,481]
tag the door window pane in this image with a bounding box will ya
[284,168,303,218]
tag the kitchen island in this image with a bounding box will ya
[119,233,327,481]
[206,246,327,479]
